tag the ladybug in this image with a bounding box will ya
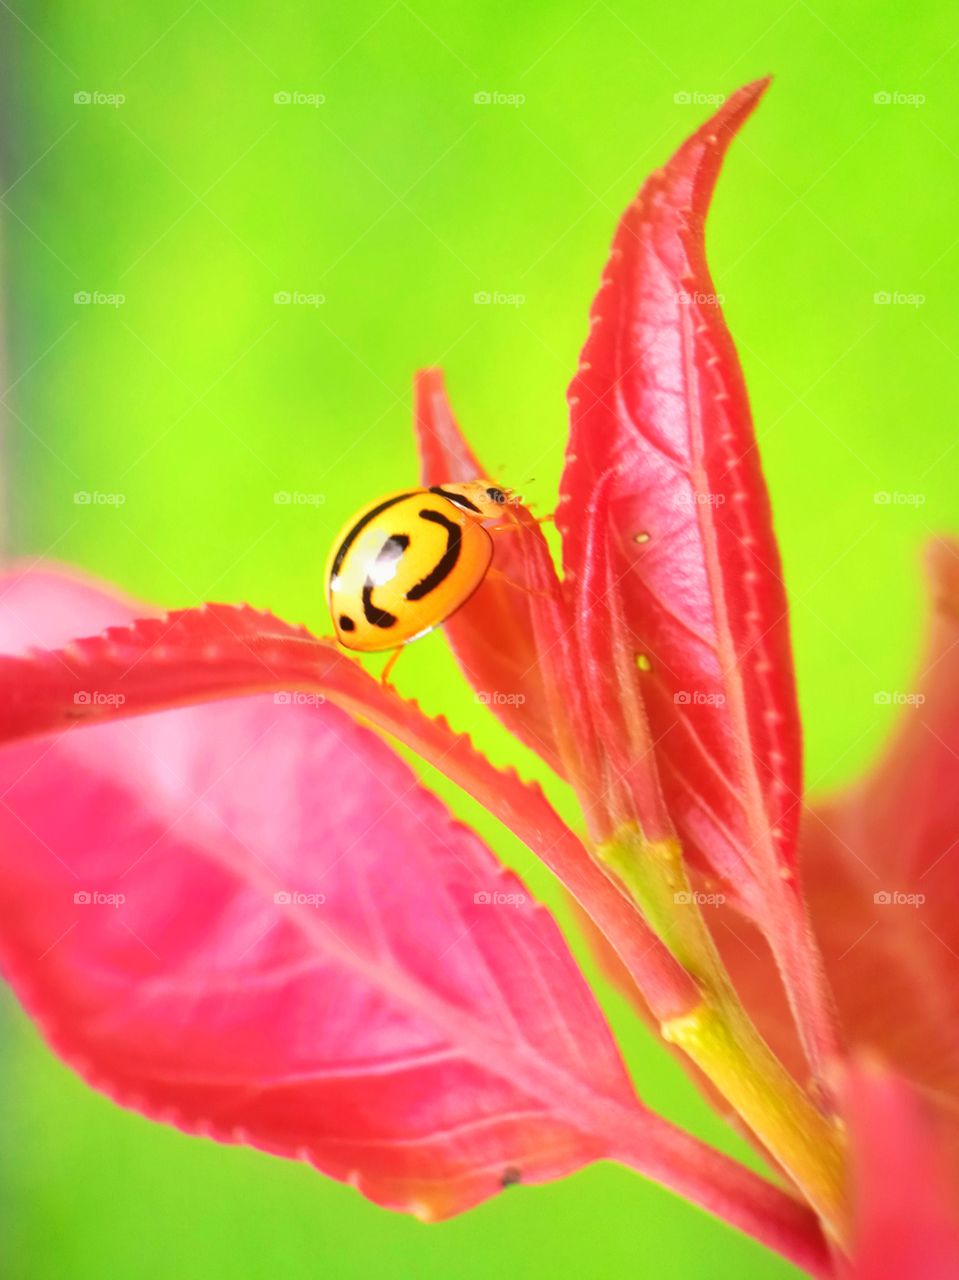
[326,482,516,669]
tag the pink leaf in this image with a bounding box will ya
[0,692,637,1218]
[0,570,830,1269]
[560,81,839,1073]
[0,573,634,1214]
[0,571,697,1025]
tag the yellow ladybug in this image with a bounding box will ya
[326,482,515,666]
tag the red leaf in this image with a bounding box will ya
[560,81,839,1073]
[413,368,568,778]
[562,77,789,895]
[652,539,959,1138]
[798,539,959,1108]
[848,1063,959,1279]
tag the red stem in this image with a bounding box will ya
[608,1111,832,1277]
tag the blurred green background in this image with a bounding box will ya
[1,1,957,1276]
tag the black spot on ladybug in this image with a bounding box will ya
[406,510,461,601]
[501,1166,522,1188]
[339,615,356,632]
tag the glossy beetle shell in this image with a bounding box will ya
[326,483,511,653]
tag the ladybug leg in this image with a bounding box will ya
[380,646,404,687]
[487,512,554,535]
[485,567,551,599]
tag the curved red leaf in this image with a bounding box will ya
[562,77,792,899]
[560,82,840,1073]
[413,368,568,777]
[643,540,959,1143]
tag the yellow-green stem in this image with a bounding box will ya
[597,826,848,1245]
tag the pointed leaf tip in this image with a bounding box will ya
[560,82,840,1076]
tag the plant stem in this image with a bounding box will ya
[596,825,848,1247]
